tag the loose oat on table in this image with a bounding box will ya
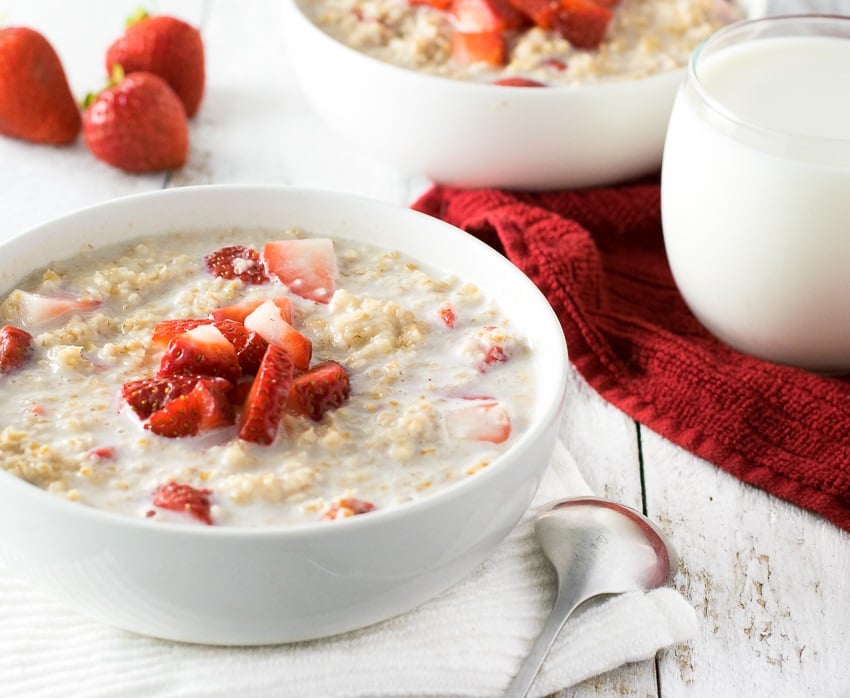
[0,228,535,527]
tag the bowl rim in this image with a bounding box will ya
[0,183,569,540]
[283,0,767,95]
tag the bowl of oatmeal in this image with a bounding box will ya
[282,0,763,189]
[0,185,567,644]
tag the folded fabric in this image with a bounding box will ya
[0,441,696,698]
[413,184,850,532]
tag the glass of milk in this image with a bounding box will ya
[661,15,850,373]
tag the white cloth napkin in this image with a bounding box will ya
[0,442,696,698]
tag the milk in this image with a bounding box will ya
[661,32,850,371]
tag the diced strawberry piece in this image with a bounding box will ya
[209,296,294,325]
[438,304,456,328]
[152,481,213,525]
[505,0,560,28]
[158,324,241,385]
[450,0,528,31]
[492,76,547,86]
[146,377,235,438]
[88,446,116,460]
[14,290,101,329]
[323,497,376,520]
[243,300,312,370]
[229,378,254,407]
[553,0,612,49]
[205,245,269,285]
[151,318,213,347]
[451,30,507,66]
[481,344,509,370]
[409,0,453,8]
[0,324,33,375]
[213,319,268,375]
[262,238,337,304]
[445,397,512,443]
[238,344,295,445]
[122,374,205,419]
[287,360,351,422]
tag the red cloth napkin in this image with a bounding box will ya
[412,183,850,532]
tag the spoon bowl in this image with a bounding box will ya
[506,497,678,697]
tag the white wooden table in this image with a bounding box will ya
[1,1,847,696]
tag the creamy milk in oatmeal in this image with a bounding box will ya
[301,0,743,86]
[0,229,535,527]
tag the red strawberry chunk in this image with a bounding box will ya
[0,324,33,375]
[409,0,453,8]
[151,318,213,347]
[122,374,204,419]
[445,397,512,443]
[158,324,241,385]
[243,300,312,370]
[205,245,269,285]
[15,291,101,330]
[450,0,528,31]
[323,497,376,520]
[214,319,268,375]
[263,238,337,304]
[238,344,296,445]
[505,0,559,27]
[209,296,293,325]
[152,482,213,525]
[146,377,234,438]
[287,361,351,422]
[451,31,507,66]
[492,77,547,86]
[439,304,456,328]
[553,0,612,49]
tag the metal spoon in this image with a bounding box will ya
[504,497,678,697]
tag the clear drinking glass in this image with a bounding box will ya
[660,15,850,373]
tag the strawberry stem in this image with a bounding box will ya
[126,7,150,27]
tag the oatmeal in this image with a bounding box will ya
[0,229,535,527]
[301,0,743,86]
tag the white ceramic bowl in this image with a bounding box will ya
[282,0,765,190]
[0,185,568,645]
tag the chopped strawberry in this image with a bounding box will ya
[122,374,204,418]
[438,304,456,328]
[158,324,241,385]
[262,238,337,304]
[214,319,268,375]
[287,361,351,422]
[238,344,295,445]
[323,497,376,520]
[409,0,453,8]
[88,446,116,461]
[481,344,509,370]
[505,0,560,28]
[14,290,101,329]
[451,30,507,66]
[541,57,567,71]
[243,300,312,370]
[0,324,33,375]
[229,378,254,407]
[450,0,528,31]
[209,296,294,325]
[151,318,212,347]
[146,377,235,438]
[553,0,612,49]
[205,245,269,285]
[152,481,213,525]
[492,76,547,86]
[445,397,512,443]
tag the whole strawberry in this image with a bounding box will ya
[83,69,188,173]
[0,27,81,144]
[106,11,205,117]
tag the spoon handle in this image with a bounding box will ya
[503,588,587,698]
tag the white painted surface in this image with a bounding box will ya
[0,0,847,695]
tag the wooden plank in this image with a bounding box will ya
[643,428,850,697]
